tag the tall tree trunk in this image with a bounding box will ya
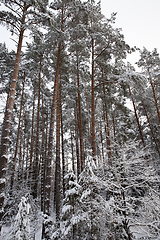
[60,80,65,197]
[74,104,81,177]
[0,3,27,230]
[102,79,112,166]
[112,109,118,157]
[29,84,36,184]
[41,96,45,212]
[25,128,30,182]
[45,41,61,215]
[43,101,48,214]
[85,89,91,147]
[55,82,61,223]
[129,86,145,146]
[22,120,26,185]
[33,58,42,199]
[17,108,24,185]
[10,74,25,190]
[100,118,105,166]
[91,38,97,161]
[76,54,85,171]
[70,126,75,173]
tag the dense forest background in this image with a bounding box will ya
[0,0,160,239]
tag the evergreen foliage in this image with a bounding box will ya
[0,0,160,239]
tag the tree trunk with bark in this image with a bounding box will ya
[100,118,105,166]
[10,74,25,190]
[17,108,24,185]
[91,38,97,162]
[143,103,160,156]
[74,104,81,177]
[76,54,85,171]
[41,96,45,212]
[147,69,160,124]
[45,41,61,215]
[29,84,36,185]
[33,58,42,199]
[112,109,118,157]
[55,82,61,223]
[60,80,65,197]
[70,126,75,173]
[129,86,145,147]
[102,80,112,166]
[0,3,27,230]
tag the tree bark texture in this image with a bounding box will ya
[17,108,24,184]
[41,96,45,212]
[102,80,112,166]
[74,104,81,177]
[60,80,65,197]
[76,54,85,171]
[147,69,160,124]
[33,58,42,199]
[55,82,61,222]
[91,38,97,161]
[10,74,25,190]
[143,103,160,157]
[70,126,75,173]
[100,119,105,166]
[45,41,61,215]
[129,86,145,147]
[0,3,27,230]
[29,84,36,184]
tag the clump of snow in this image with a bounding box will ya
[62,204,73,215]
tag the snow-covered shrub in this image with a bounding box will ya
[104,140,160,239]
[60,170,82,240]
[11,195,31,240]
[42,213,54,240]
[60,161,112,240]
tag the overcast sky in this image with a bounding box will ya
[0,0,160,66]
[101,0,160,64]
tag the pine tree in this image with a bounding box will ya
[0,0,49,231]
[137,48,160,124]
